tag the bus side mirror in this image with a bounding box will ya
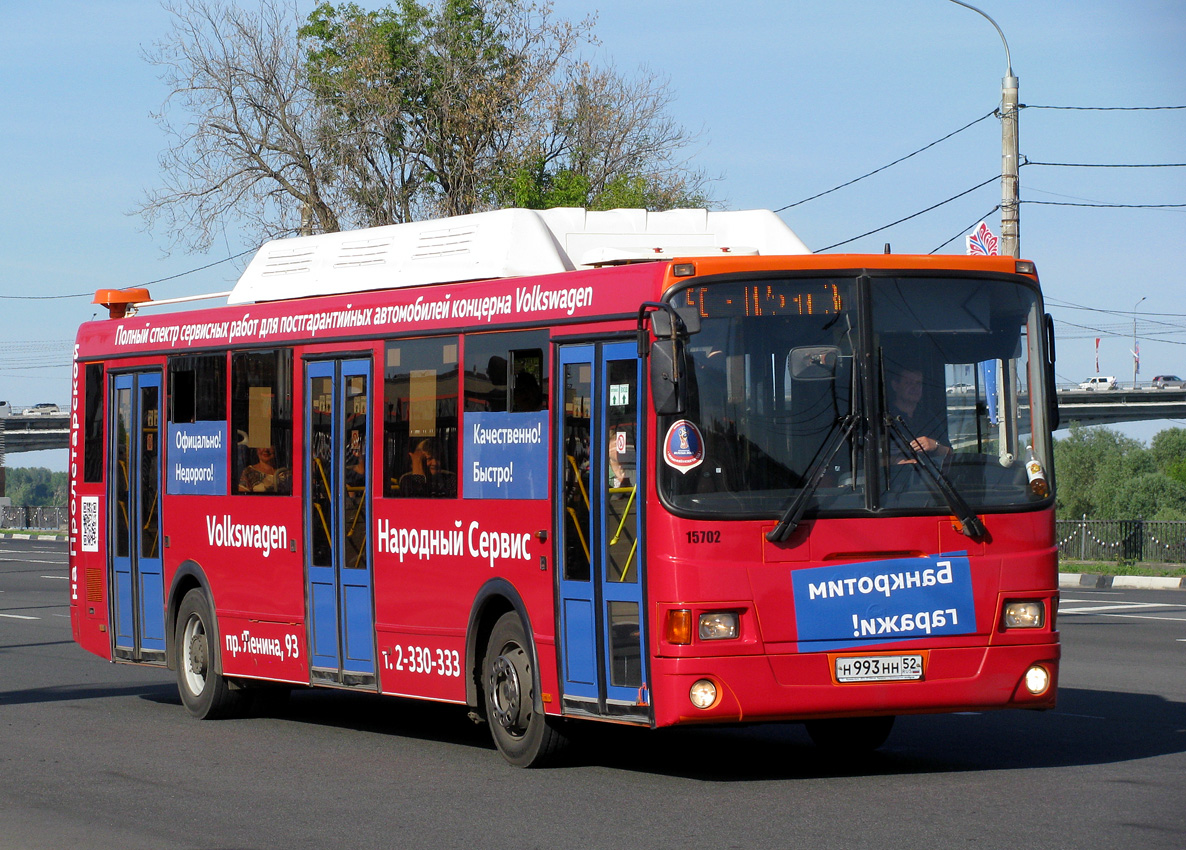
[788,346,840,381]
[639,301,699,415]
[651,337,687,415]
[1045,313,1059,431]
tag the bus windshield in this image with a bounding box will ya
[659,274,1051,517]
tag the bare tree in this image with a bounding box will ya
[521,60,711,210]
[137,0,713,252]
[138,0,339,252]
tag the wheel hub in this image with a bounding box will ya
[489,653,525,731]
[186,623,208,677]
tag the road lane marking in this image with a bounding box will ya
[1060,612,1186,623]
[1059,601,1186,613]
[40,575,69,580]
[0,613,39,620]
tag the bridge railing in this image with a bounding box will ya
[0,506,68,531]
[1055,518,1186,564]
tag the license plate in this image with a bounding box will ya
[835,654,924,683]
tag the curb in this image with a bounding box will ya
[1060,572,1186,591]
[0,533,68,541]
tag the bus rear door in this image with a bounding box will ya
[109,371,166,662]
[556,342,649,721]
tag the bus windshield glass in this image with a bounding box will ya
[659,274,1050,517]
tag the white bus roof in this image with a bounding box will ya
[227,207,810,305]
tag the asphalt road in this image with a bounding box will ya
[2,538,1184,849]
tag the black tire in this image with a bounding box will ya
[483,612,568,767]
[805,715,895,754]
[175,588,245,719]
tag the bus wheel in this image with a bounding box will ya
[805,716,895,754]
[175,588,244,720]
[483,612,567,767]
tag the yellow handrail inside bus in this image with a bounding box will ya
[346,485,367,568]
[313,458,333,547]
[608,484,636,544]
[565,506,591,562]
[566,454,590,510]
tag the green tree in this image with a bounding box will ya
[1053,424,1145,518]
[1106,473,1186,521]
[1052,424,1186,519]
[4,468,67,507]
[1150,427,1186,485]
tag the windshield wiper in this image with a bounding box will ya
[885,416,985,538]
[766,414,860,543]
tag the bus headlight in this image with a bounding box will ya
[1024,665,1051,695]
[698,611,739,640]
[689,679,718,709]
[1003,601,1044,629]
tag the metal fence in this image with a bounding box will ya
[1055,518,1186,564]
[0,505,67,531]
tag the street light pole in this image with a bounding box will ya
[946,1,1019,259]
[1133,296,1146,388]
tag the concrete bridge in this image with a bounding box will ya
[1053,386,1186,427]
[1,414,71,455]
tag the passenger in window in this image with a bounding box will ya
[485,356,508,411]
[511,371,544,412]
[887,367,951,463]
[399,439,456,498]
[238,446,291,494]
[608,439,633,491]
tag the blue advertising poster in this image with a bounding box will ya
[167,422,228,495]
[791,552,977,652]
[463,411,548,499]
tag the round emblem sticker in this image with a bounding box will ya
[663,419,704,474]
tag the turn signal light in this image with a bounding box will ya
[666,609,692,645]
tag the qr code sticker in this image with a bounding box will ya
[81,496,99,552]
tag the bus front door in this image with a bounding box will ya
[556,343,649,721]
[110,371,166,662]
[304,358,376,687]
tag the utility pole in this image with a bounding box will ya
[1133,296,1146,388]
[1001,68,1019,259]
[948,1,1019,259]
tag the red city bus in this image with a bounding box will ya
[68,207,1060,766]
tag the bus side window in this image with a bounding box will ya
[463,330,548,414]
[384,337,459,498]
[230,350,293,495]
[84,363,104,483]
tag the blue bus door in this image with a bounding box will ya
[109,371,166,662]
[555,342,649,721]
[304,358,376,687]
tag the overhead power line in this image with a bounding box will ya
[1026,160,1186,168]
[774,110,996,212]
[1022,199,1186,210]
[0,247,257,301]
[1025,104,1186,111]
[930,206,1000,254]
[819,175,999,251]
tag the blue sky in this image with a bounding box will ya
[2,0,1184,469]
